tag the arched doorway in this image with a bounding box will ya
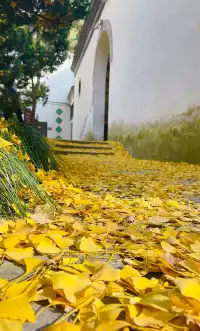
[93,31,111,141]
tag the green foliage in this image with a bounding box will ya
[110,107,200,164]
[0,147,50,217]
[0,0,90,117]
[0,25,69,87]
[85,131,95,141]
[20,80,50,110]
[0,85,20,118]
[1,1,90,29]
[68,19,84,55]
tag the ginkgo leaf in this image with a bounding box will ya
[24,257,45,274]
[139,292,172,311]
[134,307,175,327]
[120,265,140,279]
[97,304,124,323]
[74,199,91,205]
[6,278,38,301]
[96,321,130,331]
[0,319,22,331]
[6,281,30,298]
[88,225,107,234]
[191,241,200,253]
[175,278,200,302]
[148,216,170,225]
[52,271,91,303]
[0,293,35,322]
[131,277,159,291]
[166,200,181,209]
[91,264,120,282]
[77,237,101,252]
[107,282,124,295]
[0,221,8,233]
[36,242,61,254]
[76,281,106,306]
[62,257,79,264]
[35,286,56,302]
[126,304,141,321]
[49,235,74,250]
[106,222,118,232]
[2,234,26,249]
[161,241,176,254]
[44,322,81,330]
[5,247,34,262]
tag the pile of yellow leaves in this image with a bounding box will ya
[1,143,200,330]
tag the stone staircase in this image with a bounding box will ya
[50,139,115,156]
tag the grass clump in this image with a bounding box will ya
[0,147,50,217]
[9,121,58,171]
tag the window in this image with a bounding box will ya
[70,103,74,121]
[78,80,81,96]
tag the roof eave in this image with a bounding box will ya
[71,0,106,74]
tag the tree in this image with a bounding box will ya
[68,19,84,56]
[0,24,68,119]
[20,79,50,119]
[0,0,90,119]
[1,0,90,30]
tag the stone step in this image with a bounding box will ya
[55,150,115,156]
[50,139,109,145]
[54,144,113,150]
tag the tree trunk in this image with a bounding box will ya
[31,77,37,120]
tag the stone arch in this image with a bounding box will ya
[93,20,113,140]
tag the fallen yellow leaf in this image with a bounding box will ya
[92,264,120,282]
[0,293,35,322]
[77,237,101,252]
[44,322,81,330]
[52,271,91,303]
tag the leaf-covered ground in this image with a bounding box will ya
[1,142,200,330]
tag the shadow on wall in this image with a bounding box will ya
[109,106,200,164]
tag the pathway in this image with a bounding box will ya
[1,141,200,330]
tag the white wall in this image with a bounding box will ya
[36,102,71,139]
[36,66,74,139]
[73,0,200,140]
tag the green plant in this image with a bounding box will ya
[85,131,95,141]
[9,121,58,170]
[0,147,50,217]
